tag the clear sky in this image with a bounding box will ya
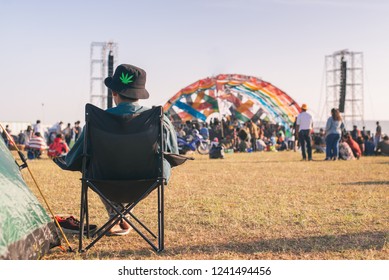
[1,0,388,127]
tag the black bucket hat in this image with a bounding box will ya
[104,64,150,99]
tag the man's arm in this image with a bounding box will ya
[163,116,178,154]
[53,128,85,171]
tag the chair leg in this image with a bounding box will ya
[78,183,87,252]
[79,180,166,253]
[84,215,122,251]
[124,207,157,239]
[85,189,90,238]
[158,183,164,252]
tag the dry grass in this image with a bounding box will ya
[17,151,389,260]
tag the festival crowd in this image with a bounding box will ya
[1,112,388,160]
[1,120,82,159]
[171,112,389,160]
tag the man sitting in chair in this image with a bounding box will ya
[62,64,179,236]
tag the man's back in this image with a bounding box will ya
[64,102,177,175]
[33,123,42,134]
[107,102,178,154]
[297,111,313,130]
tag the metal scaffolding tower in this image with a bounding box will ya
[325,49,364,128]
[90,41,118,109]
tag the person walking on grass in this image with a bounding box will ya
[296,103,313,161]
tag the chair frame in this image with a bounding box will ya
[77,105,166,253]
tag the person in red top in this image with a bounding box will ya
[345,133,362,159]
[48,134,69,158]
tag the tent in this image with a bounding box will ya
[0,137,60,259]
[163,74,301,130]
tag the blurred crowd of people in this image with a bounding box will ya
[337,122,389,159]
[1,119,82,159]
[172,113,388,160]
[174,115,297,154]
[2,114,388,161]
[293,105,388,161]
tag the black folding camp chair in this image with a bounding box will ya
[78,103,173,252]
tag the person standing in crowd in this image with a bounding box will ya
[33,120,42,134]
[1,125,12,147]
[248,120,259,151]
[292,117,298,152]
[361,126,367,138]
[375,121,382,147]
[199,122,209,141]
[73,121,82,142]
[62,123,73,146]
[23,125,33,145]
[48,121,63,145]
[351,125,361,141]
[324,108,344,161]
[296,104,313,161]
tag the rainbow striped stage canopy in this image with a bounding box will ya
[163,74,301,129]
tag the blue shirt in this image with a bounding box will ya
[364,140,375,156]
[325,117,344,136]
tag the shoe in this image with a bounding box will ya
[308,158,313,161]
[55,215,97,234]
[301,158,307,161]
[106,224,131,236]
[324,158,331,161]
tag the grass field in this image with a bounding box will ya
[19,151,388,260]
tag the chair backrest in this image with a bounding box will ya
[83,104,163,181]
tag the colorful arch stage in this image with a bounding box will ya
[163,74,302,129]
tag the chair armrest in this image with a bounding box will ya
[163,152,194,167]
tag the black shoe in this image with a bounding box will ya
[55,215,97,234]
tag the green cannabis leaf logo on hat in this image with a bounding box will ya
[120,73,134,84]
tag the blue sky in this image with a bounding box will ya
[1,0,388,127]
